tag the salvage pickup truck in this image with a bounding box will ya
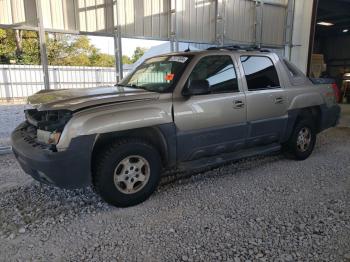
[12,47,340,207]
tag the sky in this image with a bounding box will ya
[89,36,167,57]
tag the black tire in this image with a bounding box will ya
[286,117,317,160]
[93,139,161,207]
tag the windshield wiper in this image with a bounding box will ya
[117,84,142,89]
[116,83,156,93]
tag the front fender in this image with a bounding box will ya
[57,101,173,150]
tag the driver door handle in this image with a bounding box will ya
[233,100,245,109]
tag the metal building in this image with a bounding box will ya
[0,0,314,89]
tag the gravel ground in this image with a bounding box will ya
[0,104,349,261]
[0,104,28,146]
[340,104,350,127]
[0,131,349,260]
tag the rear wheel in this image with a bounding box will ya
[286,118,317,160]
[93,139,161,207]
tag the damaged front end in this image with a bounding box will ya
[12,108,94,188]
[22,109,72,150]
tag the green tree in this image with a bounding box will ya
[58,36,90,66]
[122,55,132,64]
[48,35,115,67]
[131,47,147,63]
[0,30,116,67]
[47,33,70,64]
[0,29,40,64]
[90,52,115,67]
[21,31,40,64]
[0,29,18,63]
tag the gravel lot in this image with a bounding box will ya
[0,104,28,146]
[0,105,349,261]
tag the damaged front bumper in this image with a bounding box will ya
[11,122,96,189]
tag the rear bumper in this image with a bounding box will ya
[320,104,341,131]
[11,123,96,189]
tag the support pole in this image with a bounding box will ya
[169,0,177,52]
[35,0,50,90]
[306,0,319,76]
[215,0,225,46]
[255,0,264,48]
[114,28,123,82]
[112,1,123,82]
[284,0,296,60]
[260,0,264,47]
[169,0,173,52]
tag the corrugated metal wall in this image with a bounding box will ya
[0,0,26,25]
[287,0,314,73]
[224,0,256,44]
[0,0,289,47]
[175,0,216,43]
[41,0,77,31]
[77,0,115,33]
[0,0,37,26]
[261,3,287,46]
[116,0,170,40]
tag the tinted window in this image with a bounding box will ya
[188,55,239,93]
[240,56,280,91]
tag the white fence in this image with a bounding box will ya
[0,65,130,100]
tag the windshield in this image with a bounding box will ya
[119,55,192,93]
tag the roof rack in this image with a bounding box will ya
[206,45,270,53]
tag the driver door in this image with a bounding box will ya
[173,55,248,162]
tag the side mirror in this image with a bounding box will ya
[182,80,210,96]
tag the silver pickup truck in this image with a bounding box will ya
[12,47,340,207]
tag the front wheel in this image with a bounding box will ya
[93,139,161,207]
[286,118,317,160]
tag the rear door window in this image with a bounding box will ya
[240,56,280,91]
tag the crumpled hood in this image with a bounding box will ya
[28,86,160,111]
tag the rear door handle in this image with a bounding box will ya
[274,97,284,104]
[233,100,245,109]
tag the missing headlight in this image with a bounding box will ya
[25,109,72,132]
[24,109,72,145]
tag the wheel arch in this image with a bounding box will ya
[91,124,177,171]
[283,105,322,143]
[296,106,322,132]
